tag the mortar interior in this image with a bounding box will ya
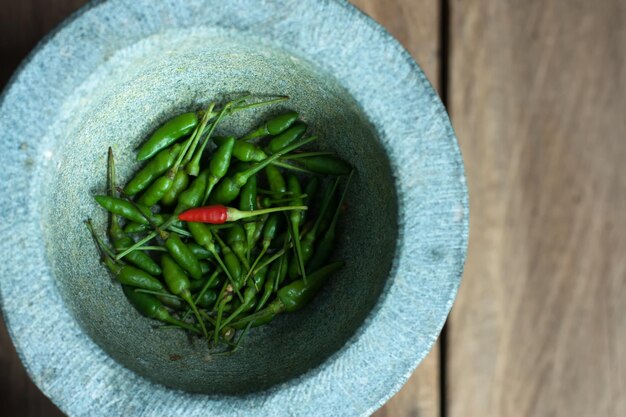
[42,29,397,394]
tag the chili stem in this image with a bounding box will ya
[85,219,117,261]
[115,245,167,252]
[169,226,192,237]
[262,194,308,206]
[222,322,253,354]
[175,103,215,171]
[252,240,293,277]
[122,194,168,240]
[115,231,156,260]
[257,188,294,196]
[271,161,315,174]
[238,136,317,180]
[187,95,288,172]
[211,249,244,303]
[201,178,218,206]
[282,151,334,160]
[182,269,221,321]
[290,219,307,283]
[275,234,290,290]
[211,231,245,302]
[182,293,210,343]
[187,103,232,175]
[114,214,180,260]
[215,296,230,345]
[107,147,123,239]
[243,244,268,289]
[329,170,355,231]
[227,205,308,221]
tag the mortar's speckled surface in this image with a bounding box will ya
[0,0,468,416]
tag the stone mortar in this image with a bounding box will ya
[0,0,468,416]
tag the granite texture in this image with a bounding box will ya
[0,0,468,416]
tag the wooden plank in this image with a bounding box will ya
[349,1,442,417]
[0,3,87,416]
[448,1,626,416]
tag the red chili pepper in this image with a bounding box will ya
[179,204,307,224]
[179,205,229,223]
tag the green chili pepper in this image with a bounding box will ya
[256,248,289,312]
[137,176,174,207]
[228,161,253,177]
[94,196,152,225]
[212,232,243,292]
[265,164,287,196]
[241,111,299,141]
[307,171,353,272]
[190,271,223,292]
[276,261,344,311]
[214,283,234,345]
[137,112,198,161]
[123,222,147,234]
[215,136,267,162]
[122,286,200,333]
[143,106,214,211]
[245,213,280,285]
[259,193,307,208]
[164,233,203,280]
[122,214,167,234]
[264,123,307,154]
[103,150,163,276]
[86,219,166,292]
[106,257,165,291]
[124,144,181,196]
[113,237,162,276]
[161,170,189,206]
[161,254,192,295]
[239,174,258,261]
[196,290,218,308]
[286,174,307,281]
[292,155,351,176]
[182,269,222,321]
[161,253,209,340]
[175,168,210,213]
[188,242,212,259]
[199,261,211,275]
[156,293,186,311]
[250,214,268,249]
[225,223,249,269]
[303,177,320,217]
[108,264,165,291]
[201,136,235,204]
[231,310,276,329]
[262,213,282,249]
[233,262,343,327]
[256,264,278,312]
[210,137,316,205]
[299,177,340,269]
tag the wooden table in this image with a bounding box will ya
[2,1,625,416]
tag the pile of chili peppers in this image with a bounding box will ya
[86,95,353,352]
